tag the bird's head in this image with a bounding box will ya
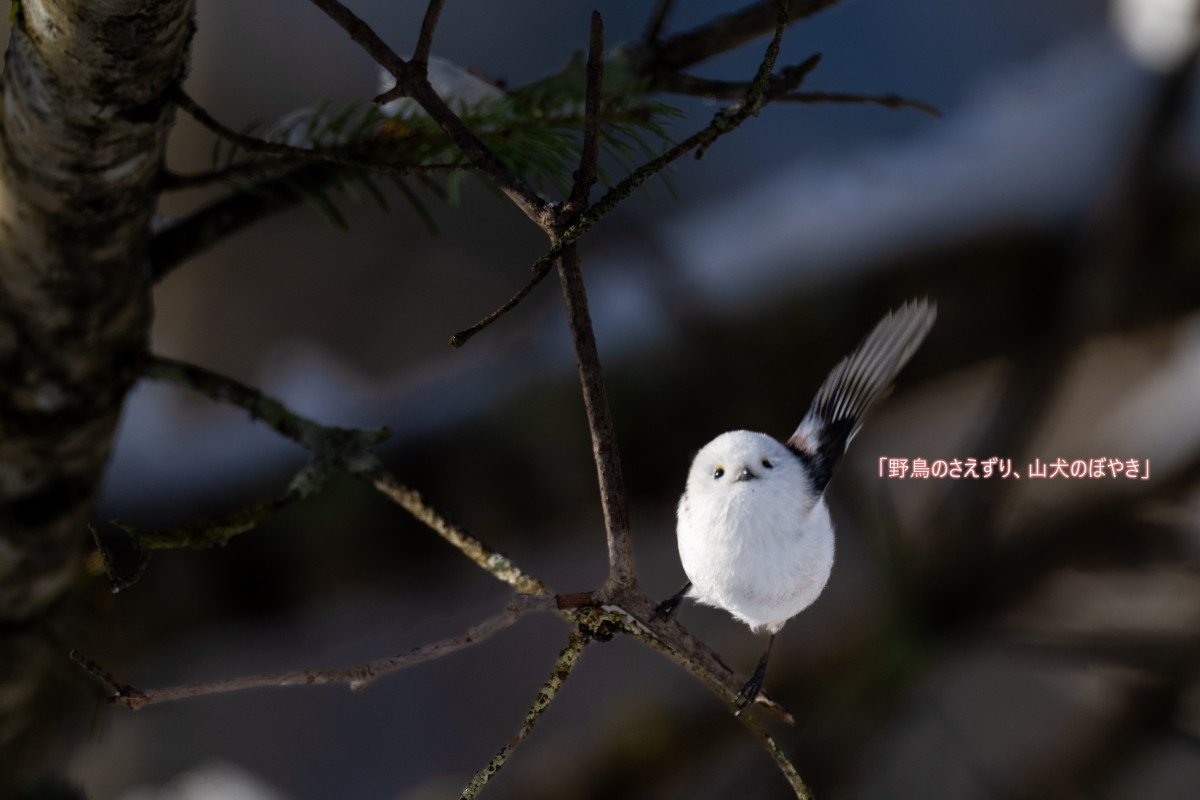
[685,430,805,501]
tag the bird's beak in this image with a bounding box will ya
[734,466,758,482]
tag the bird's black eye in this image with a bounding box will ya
[713,467,725,479]
[761,458,774,469]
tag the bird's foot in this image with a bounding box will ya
[650,582,691,623]
[734,662,768,715]
[650,594,683,623]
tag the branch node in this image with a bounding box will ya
[70,649,149,709]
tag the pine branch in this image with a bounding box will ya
[449,19,818,350]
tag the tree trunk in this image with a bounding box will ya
[0,0,194,779]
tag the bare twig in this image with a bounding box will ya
[458,629,590,799]
[643,0,678,44]
[112,478,311,549]
[564,11,605,218]
[555,243,636,595]
[306,0,551,228]
[653,61,817,101]
[361,465,552,596]
[784,89,941,116]
[173,87,325,159]
[98,460,331,590]
[516,22,617,595]
[144,356,389,456]
[637,0,842,74]
[411,0,445,68]
[742,715,816,799]
[144,356,550,595]
[151,175,306,280]
[69,650,150,707]
[741,1,790,114]
[406,80,553,228]
[655,73,942,117]
[448,263,554,348]
[72,595,554,709]
[306,0,409,78]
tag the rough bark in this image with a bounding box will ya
[0,0,194,777]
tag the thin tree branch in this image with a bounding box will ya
[636,0,842,74]
[176,89,383,174]
[643,0,678,45]
[411,0,445,68]
[144,356,390,455]
[447,264,554,349]
[306,0,552,228]
[71,594,554,710]
[306,0,409,79]
[151,177,301,280]
[458,629,590,799]
[174,88,330,160]
[741,715,816,799]
[361,465,552,596]
[589,24,812,215]
[742,1,789,113]
[99,459,332,590]
[143,355,550,595]
[784,89,941,116]
[555,243,636,595]
[405,79,553,228]
[564,11,605,218]
[655,73,942,117]
[652,58,820,101]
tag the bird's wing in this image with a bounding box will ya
[787,299,936,494]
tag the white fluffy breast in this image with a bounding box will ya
[676,430,835,632]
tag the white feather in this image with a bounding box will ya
[676,430,835,633]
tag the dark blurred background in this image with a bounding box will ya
[34,0,1200,798]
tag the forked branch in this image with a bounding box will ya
[306,0,550,227]
[71,594,554,710]
[86,2,822,797]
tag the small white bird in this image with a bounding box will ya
[655,300,936,712]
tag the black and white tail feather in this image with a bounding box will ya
[786,299,937,494]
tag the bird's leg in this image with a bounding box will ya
[734,633,776,714]
[651,581,692,623]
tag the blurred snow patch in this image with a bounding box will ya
[378,57,506,117]
[119,761,289,800]
[1112,0,1200,72]
[664,31,1154,305]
